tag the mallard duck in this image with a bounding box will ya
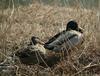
[15,37,47,65]
[44,20,84,52]
[15,37,61,67]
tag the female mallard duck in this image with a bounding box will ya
[15,37,60,67]
[15,37,47,65]
[44,20,84,52]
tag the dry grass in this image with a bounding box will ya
[0,2,100,76]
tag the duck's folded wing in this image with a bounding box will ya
[44,30,66,50]
[44,31,72,50]
[45,30,66,44]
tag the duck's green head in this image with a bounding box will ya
[66,20,83,33]
[66,20,78,30]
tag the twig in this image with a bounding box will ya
[37,50,49,68]
[73,63,100,76]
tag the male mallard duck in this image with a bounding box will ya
[44,20,84,52]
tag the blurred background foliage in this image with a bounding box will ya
[0,0,99,9]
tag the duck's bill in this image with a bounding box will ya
[78,27,84,33]
[33,37,45,45]
[31,36,45,45]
